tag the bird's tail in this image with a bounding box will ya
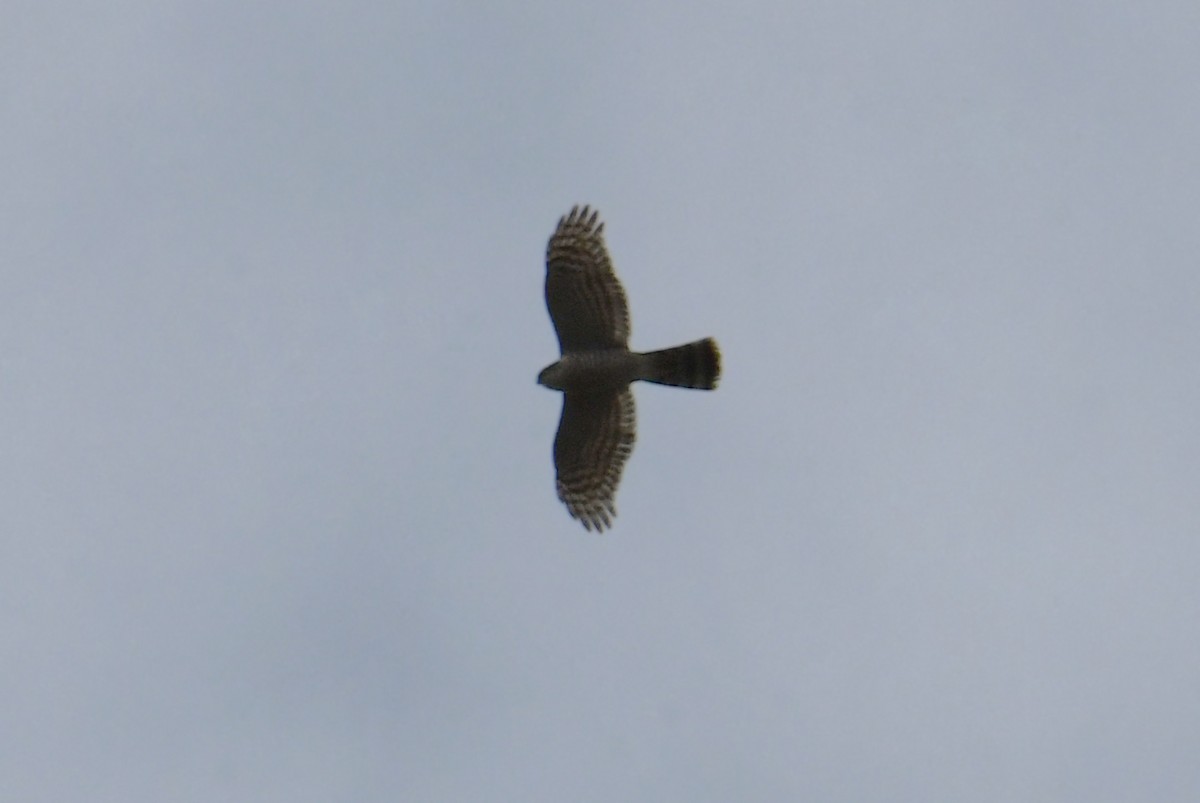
[637,338,721,389]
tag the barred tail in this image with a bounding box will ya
[638,338,721,389]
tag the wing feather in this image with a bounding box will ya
[545,206,631,352]
[552,390,636,532]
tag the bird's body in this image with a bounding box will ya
[538,350,642,393]
[538,205,720,531]
[539,342,720,393]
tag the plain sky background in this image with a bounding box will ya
[4,2,1200,800]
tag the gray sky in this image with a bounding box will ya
[4,2,1199,800]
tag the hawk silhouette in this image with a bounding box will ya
[538,206,720,531]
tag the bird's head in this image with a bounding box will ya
[537,361,566,390]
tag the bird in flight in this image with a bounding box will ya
[538,205,720,531]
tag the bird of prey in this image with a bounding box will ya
[538,205,720,531]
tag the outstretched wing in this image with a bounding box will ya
[553,389,636,532]
[545,205,631,353]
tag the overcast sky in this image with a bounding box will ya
[4,2,1200,801]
